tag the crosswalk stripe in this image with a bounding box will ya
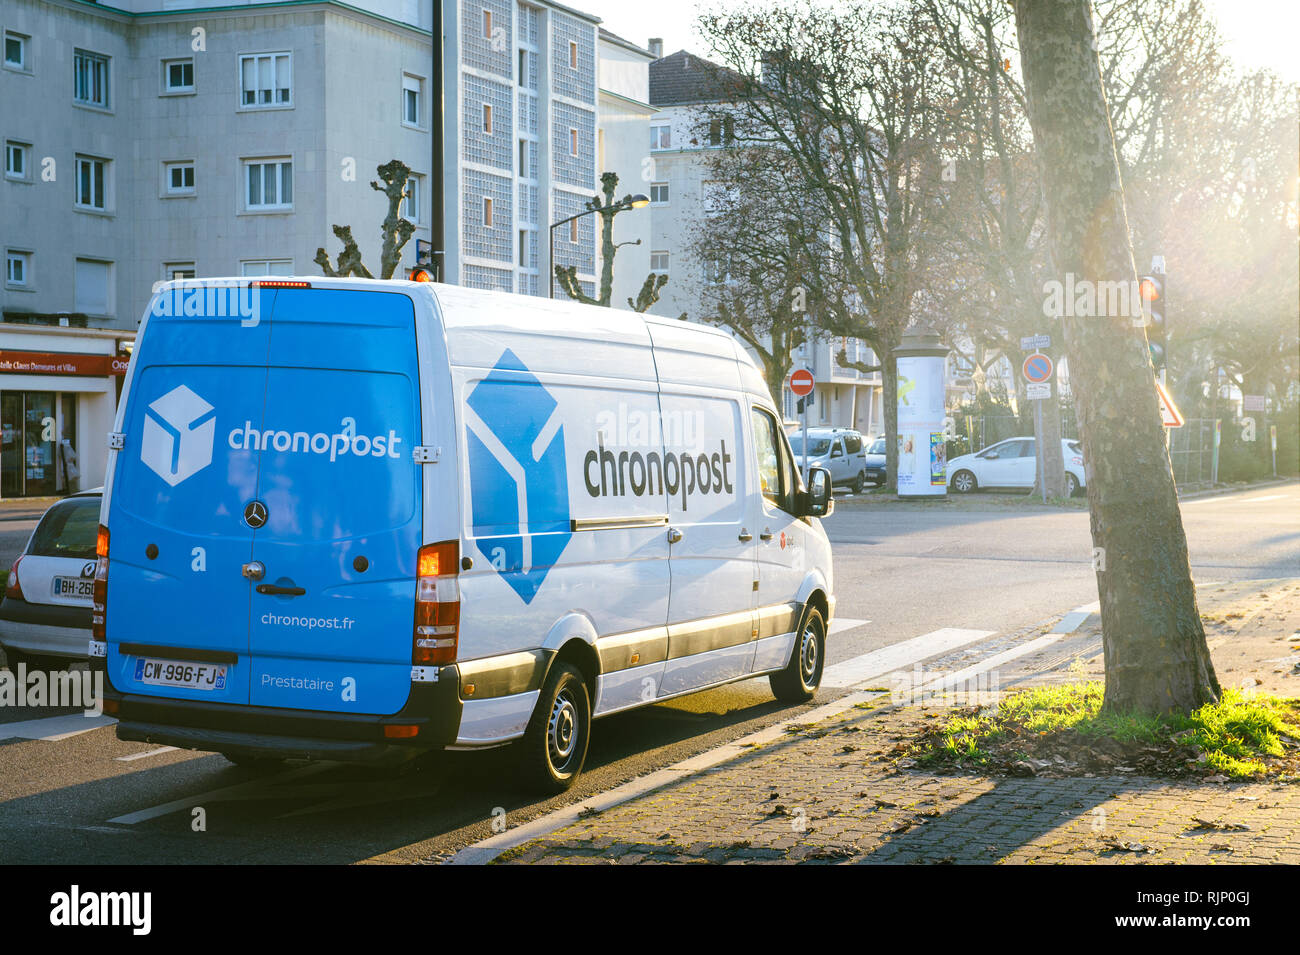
[828,617,868,636]
[0,714,116,741]
[821,627,996,688]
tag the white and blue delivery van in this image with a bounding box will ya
[95,278,835,792]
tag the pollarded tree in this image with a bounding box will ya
[554,171,672,314]
[315,159,417,279]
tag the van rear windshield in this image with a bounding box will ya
[28,497,100,559]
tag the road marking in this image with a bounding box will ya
[107,762,331,825]
[1052,611,1093,633]
[828,617,868,636]
[116,746,179,762]
[916,633,1065,693]
[447,688,885,865]
[821,628,996,688]
[0,714,116,741]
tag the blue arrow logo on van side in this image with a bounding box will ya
[465,350,572,604]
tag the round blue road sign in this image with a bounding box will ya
[1023,352,1053,384]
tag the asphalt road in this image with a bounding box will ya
[0,481,1296,864]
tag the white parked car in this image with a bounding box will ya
[947,438,1086,496]
[0,489,102,670]
[787,427,869,492]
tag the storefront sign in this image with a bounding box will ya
[0,351,128,377]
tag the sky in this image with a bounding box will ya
[583,0,1300,84]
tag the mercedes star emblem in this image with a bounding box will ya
[244,500,269,528]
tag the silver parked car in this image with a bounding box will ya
[0,489,102,670]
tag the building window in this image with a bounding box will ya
[568,40,578,69]
[518,139,528,174]
[164,161,195,195]
[4,31,29,71]
[244,159,292,210]
[239,52,291,107]
[5,251,31,288]
[650,124,671,150]
[569,128,578,156]
[650,250,669,274]
[708,114,735,146]
[519,230,527,266]
[483,9,493,39]
[241,259,293,277]
[74,50,110,108]
[162,58,194,92]
[164,262,196,281]
[483,103,493,134]
[74,155,109,210]
[650,182,669,205]
[402,74,423,127]
[4,141,30,180]
[568,218,578,243]
[483,196,493,227]
[517,49,526,87]
[74,258,112,315]
[402,174,420,222]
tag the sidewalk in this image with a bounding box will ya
[491,580,1300,865]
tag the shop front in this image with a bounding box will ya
[0,327,132,498]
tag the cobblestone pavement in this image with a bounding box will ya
[495,702,1300,865]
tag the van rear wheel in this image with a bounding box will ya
[770,607,826,704]
[518,661,591,795]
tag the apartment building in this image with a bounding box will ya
[0,0,646,495]
[643,46,883,429]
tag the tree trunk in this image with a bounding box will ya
[1013,0,1219,713]
[882,349,900,493]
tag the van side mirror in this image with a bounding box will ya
[799,466,833,518]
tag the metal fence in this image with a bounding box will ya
[1168,418,1217,487]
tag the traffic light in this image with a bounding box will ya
[1139,273,1167,374]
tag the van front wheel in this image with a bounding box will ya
[770,607,826,704]
[519,662,591,795]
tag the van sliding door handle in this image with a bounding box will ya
[667,527,684,544]
[256,584,306,596]
[759,529,774,541]
[738,529,753,542]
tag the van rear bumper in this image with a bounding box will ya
[104,666,463,763]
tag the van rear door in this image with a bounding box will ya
[244,289,422,716]
[105,287,276,706]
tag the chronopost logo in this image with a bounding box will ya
[140,385,217,486]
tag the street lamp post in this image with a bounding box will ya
[548,194,649,299]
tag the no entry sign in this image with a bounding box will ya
[1023,352,1053,384]
[790,368,815,397]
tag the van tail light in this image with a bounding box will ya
[92,525,109,641]
[5,556,24,601]
[1071,455,1084,467]
[413,540,460,666]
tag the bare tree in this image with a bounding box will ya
[315,159,416,279]
[1012,0,1219,712]
[554,171,670,313]
[698,1,948,491]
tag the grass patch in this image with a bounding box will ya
[913,682,1300,781]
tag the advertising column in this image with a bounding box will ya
[893,327,950,498]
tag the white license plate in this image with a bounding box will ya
[52,576,94,601]
[134,657,227,691]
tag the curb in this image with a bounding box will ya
[1176,477,1295,501]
